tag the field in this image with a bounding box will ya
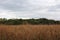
[0,25,60,40]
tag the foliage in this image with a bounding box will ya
[0,18,60,25]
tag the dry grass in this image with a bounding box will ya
[0,25,60,40]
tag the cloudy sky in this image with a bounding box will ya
[0,0,60,20]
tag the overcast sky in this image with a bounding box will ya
[0,0,60,20]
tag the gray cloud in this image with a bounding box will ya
[0,0,60,20]
[0,0,56,11]
[48,4,60,12]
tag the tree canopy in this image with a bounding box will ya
[0,18,60,25]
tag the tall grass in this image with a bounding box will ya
[0,25,60,40]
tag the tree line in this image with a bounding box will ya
[0,18,60,25]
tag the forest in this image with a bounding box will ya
[0,18,60,25]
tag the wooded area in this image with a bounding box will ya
[0,18,60,25]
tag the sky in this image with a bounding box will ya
[0,0,60,20]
